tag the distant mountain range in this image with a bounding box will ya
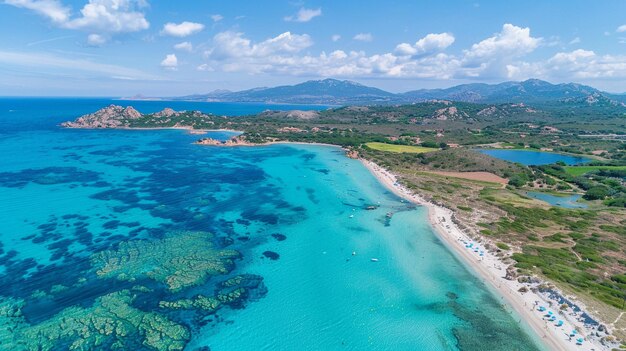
[126,78,626,107]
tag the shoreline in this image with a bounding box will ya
[359,158,608,351]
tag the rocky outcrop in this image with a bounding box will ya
[196,138,223,145]
[61,104,143,128]
[431,106,471,120]
[195,135,258,146]
[345,149,359,159]
[153,107,179,118]
[477,106,498,117]
[504,265,518,280]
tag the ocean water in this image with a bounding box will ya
[0,99,544,350]
[479,149,591,166]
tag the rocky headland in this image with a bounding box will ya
[61,105,142,128]
[61,105,217,129]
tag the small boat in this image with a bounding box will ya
[370,258,379,262]
[352,251,356,256]
[349,215,354,218]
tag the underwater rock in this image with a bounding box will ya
[0,290,189,351]
[262,251,280,260]
[159,295,221,312]
[271,233,286,241]
[91,231,239,292]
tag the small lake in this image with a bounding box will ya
[526,192,588,209]
[478,149,591,166]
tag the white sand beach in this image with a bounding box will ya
[360,159,610,351]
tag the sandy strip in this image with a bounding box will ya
[360,159,608,351]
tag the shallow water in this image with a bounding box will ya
[479,149,590,166]
[526,191,587,209]
[0,99,544,350]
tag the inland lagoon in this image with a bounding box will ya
[479,149,591,166]
[526,191,588,209]
[0,99,544,350]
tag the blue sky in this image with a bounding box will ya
[1,0,626,96]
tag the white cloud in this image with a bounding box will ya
[331,34,341,42]
[160,53,178,70]
[197,24,626,83]
[617,25,626,33]
[3,0,150,44]
[395,32,455,55]
[203,30,456,78]
[353,33,373,42]
[569,37,581,45]
[174,41,193,52]
[87,33,107,46]
[206,31,313,61]
[3,0,69,23]
[457,24,542,78]
[200,26,547,80]
[210,14,223,22]
[161,21,204,37]
[284,7,321,22]
[504,49,626,81]
[464,24,541,60]
[64,0,149,34]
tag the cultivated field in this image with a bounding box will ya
[365,142,437,153]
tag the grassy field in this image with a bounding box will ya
[563,165,626,176]
[364,142,437,153]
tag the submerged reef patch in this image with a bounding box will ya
[0,290,189,351]
[0,167,101,188]
[0,231,266,351]
[91,231,239,292]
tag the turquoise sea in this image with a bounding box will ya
[0,98,544,350]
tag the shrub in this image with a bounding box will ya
[584,186,609,200]
[496,242,510,250]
